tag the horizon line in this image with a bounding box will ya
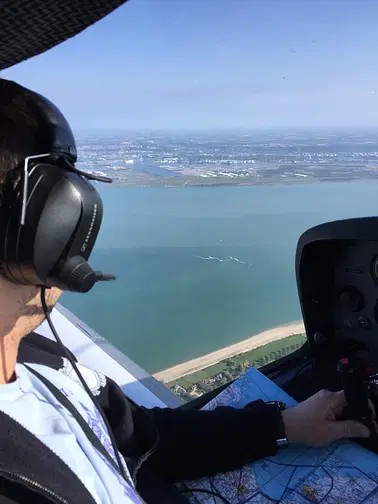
[73,126,378,133]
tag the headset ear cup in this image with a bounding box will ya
[1,162,103,291]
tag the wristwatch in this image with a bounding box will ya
[266,401,289,448]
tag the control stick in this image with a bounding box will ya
[337,356,378,448]
[337,357,371,420]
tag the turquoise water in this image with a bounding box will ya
[61,181,378,373]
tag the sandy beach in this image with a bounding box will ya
[153,320,305,383]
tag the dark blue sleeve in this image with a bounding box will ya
[142,400,281,482]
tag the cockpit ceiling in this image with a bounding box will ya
[0,0,128,71]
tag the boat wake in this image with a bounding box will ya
[193,254,248,265]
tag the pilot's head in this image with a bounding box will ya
[0,79,62,358]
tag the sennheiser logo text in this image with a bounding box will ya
[81,204,98,252]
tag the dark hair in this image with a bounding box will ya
[0,79,43,199]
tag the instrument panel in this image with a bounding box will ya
[296,217,378,362]
[333,242,378,351]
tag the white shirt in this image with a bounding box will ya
[0,362,143,503]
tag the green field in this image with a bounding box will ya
[169,333,306,394]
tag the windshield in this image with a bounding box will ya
[6,0,378,401]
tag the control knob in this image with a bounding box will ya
[338,286,364,312]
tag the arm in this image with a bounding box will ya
[141,401,281,482]
[105,383,372,484]
[19,334,371,483]
[96,374,281,481]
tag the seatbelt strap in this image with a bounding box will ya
[24,364,123,477]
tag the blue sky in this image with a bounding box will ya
[3,0,378,130]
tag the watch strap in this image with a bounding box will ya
[266,401,288,448]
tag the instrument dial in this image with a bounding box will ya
[338,286,364,312]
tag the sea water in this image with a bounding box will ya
[61,181,378,372]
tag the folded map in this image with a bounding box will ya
[181,368,378,503]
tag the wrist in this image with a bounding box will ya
[281,408,296,444]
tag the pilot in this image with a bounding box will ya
[0,78,372,504]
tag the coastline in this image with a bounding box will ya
[108,178,370,189]
[153,320,305,383]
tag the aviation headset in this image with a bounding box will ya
[0,84,114,293]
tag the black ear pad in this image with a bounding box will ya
[0,162,103,289]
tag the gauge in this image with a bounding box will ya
[338,286,364,312]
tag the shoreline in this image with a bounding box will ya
[108,178,365,189]
[153,320,305,383]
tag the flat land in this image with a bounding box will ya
[154,320,305,383]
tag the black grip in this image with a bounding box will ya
[338,358,371,420]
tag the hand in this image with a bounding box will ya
[281,389,372,447]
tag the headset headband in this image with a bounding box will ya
[25,89,78,162]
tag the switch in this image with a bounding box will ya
[357,315,371,330]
